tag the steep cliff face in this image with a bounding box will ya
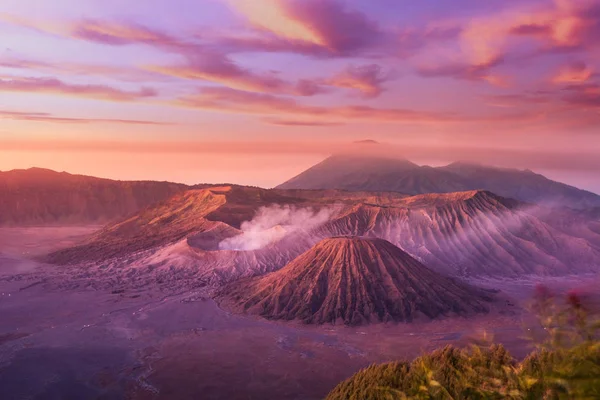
[0,168,187,226]
[46,188,229,264]
[318,191,600,277]
[218,237,494,325]
[45,185,318,266]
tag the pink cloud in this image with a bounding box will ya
[414,0,600,86]
[480,87,600,130]
[481,81,600,124]
[562,83,600,108]
[328,64,389,98]
[417,58,509,87]
[229,0,383,56]
[294,79,327,96]
[212,17,460,61]
[0,76,157,102]
[509,23,552,36]
[148,54,284,93]
[174,86,537,125]
[211,35,331,58]
[0,55,165,82]
[507,0,600,50]
[146,54,325,96]
[552,61,594,84]
[461,0,600,64]
[0,15,327,96]
[0,109,170,125]
[70,19,187,51]
[15,16,326,95]
[284,0,382,53]
[0,13,198,54]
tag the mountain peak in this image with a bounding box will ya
[276,154,420,191]
[278,156,600,209]
[218,236,493,325]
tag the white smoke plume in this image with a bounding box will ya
[219,204,339,251]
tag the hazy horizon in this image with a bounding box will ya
[2,147,600,196]
[2,0,600,193]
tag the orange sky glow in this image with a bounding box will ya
[1,0,599,192]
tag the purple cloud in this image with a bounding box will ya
[328,64,390,97]
[0,109,170,125]
[0,76,157,101]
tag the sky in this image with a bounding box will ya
[0,0,599,192]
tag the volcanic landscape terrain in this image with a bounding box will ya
[1,160,600,399]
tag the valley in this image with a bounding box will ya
[0,230,552,400]
[1,165,599,399]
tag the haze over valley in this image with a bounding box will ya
[2,0,600,398]
[2,151,600,399]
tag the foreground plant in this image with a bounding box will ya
[325,287,600,400]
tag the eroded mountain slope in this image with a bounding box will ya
[0,168,187,226]
[46,188,600,289]
[218,237,494,325]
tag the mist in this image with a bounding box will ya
[218,204,339,251]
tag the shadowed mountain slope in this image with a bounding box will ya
[0,168,187,226]
[440,162,600,209]
[218,237,494,325]
[277,155,600,209]
[277,155,467,194]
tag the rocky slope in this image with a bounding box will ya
[45,186,324,265]
[46,188,600,289]
[319,191,600,277]
[218,237,494,325]
[0,168,187,226]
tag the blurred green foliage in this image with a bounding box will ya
[326,286,600,400]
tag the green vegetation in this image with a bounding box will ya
[326,287,600,400]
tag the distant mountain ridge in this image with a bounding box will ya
[0,168,188,226]
[276,155,600,209]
